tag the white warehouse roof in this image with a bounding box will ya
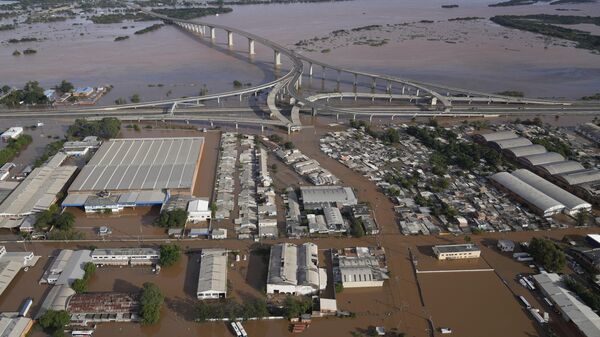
[537,161,585,176]
[504,144,546,158]
[477,131,518,142]
[519,152,565,167]
[197,249,227,297]
[512,169,591,215]
[491,137,532,150]
[558,169,600,186]
[490,172,565,216]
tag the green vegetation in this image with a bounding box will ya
[581,92,600,100]
[72,262,96,293]
[576,209,590,226]
[442,4,459,8]
[38,310,70,336]
[448,17,483,21]
[528,237,566,272]
[406,125,504,171]
[67,117,121,139]
[114,35,129,42]
[90,13,152,24]
[56,80,74,94]
[197,297,269,321]
[140,282,164,325]
[153,7,233,20]
[282,296,311,319]
[0,24,15,31]
[34,140,65,167]
[12,50,21,56]
[531,136,573,158]
[158,244,181,267]
[0,134,32,166]
[350,217,365,238]
[34,205,75,231]
[489,0,537,7]
[0,81,48,107]
[115,97,126,105]
[23,48,37,55]
[496,90,525,97]
[7,37,38,43]
[156,208,187,228]
[564,276,600,312]
[233,80,243,88]
[490,15,600,52]
[335,283,344,293]
[130,93,140,103]
[349,120,400,144]
[134,23,164,35]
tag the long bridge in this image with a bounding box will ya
[2,5,598,131]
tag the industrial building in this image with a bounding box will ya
[0,153,76,228]
[68,292,140,324]
[266,243,327,295]
[474,131,518,143]
[497,240,515,252]
[432,244,481,260]
[62,136,102,157]
[0,127,23,141]
[511,169,591,216]
[299,186,357,210]
[63,137,204,212]
[91,248,159,266]
[503,144,546,159]
[196,249,227,300]
[576,123,600,145]
[40,250,92,285]
[536,161,585,177]
[489,137,532,151]
[0,246,39,297]
[187,198,211,223]
[533,273,600,337]
[36,285,76,319]
[0,313,33,337]
[333,247,389,288]
[490,172,565,217]
[519,152,565,167]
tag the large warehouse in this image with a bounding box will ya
[63,137,204,212]
[266,243,327,296]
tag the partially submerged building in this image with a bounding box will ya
[40,249,92,285]
[0,246,39,296]
[266,243,327,295]
[333,247,388,288]
[91,248,159,266]
[433,244,481,260]
[197,249,227,300]
[299,186,357,210]
[68,292,140,324]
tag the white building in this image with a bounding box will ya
[0,127,23,141]
[334,247,389,288]
[211,228,227,239]
[0,246,39,297]
[197,249,228,300]
[266,243,327,295]
[91,248,159,266]
[62,136,102,157]
[187,198,211,223]
[433,244,481,260]
[41,249,92,285]
[497,240,515,252]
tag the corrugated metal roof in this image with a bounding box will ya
[538,161,585,176]
[520,152,565,167]
[512,169,591,214]
[504,144,546,158]
[490,172,565,214]
[559,169,600,186]
[478,131,518,142]
[197,249,227,295]
[491,137,532,150]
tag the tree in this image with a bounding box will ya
[38,310,70,331]
[283,141,295,150]
[54,212,75,231]
[66,118,121,140]
[282,296,311,320]
[576,210,590,227]
[528,238,566,272]
[56,80,73,93]
[156,209,187,228]
[130,93,141,103]
[159,244,181,267]
[140,282,164,325]
[72,278,87,293]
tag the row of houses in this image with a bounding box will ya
[214,133,237,220]
[275,149,339,186]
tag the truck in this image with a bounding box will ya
[519,295,531,309]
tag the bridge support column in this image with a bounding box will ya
[239,94,242,102]
[308,63,313,77]
[431,97,437,106]
[261,124,264,133]
[336,70,341,83]
[336,113,339,120]
[353,73,358,86]
[248,38,255,55]
[391,115,395,121]
[321,66,326,79]
[297,75,302,88]
[416,89,420,96]
[217,97,220,104]
[386,81,392,93]
[287,125,291,135]
[210,121,214,127]
[312,107,317,116]
[402,86,405,94]
[201,25,206,36]
[274,50,281,67]
[353,113,356,120]
[371,95,375,102]
[235,123,238,130]
[210,27,216,39]
[227,31,233,46]
[371,77,376,89]
[369,114,373,123]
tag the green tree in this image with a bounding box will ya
[528,238,566,272]
[72,278,87,293]
[56,80,73,93]
[38,310,70,331]
[54,212,75,231]
[130,93,141,103]
[576,210,590,227]
[282,296,311,320]
[159,244,181,267]
[140,282,164,325]
[156,209,187,228]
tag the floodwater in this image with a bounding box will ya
[1,0,600,103]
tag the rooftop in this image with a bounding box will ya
[433,244,480,253]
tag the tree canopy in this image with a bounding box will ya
[528,237,566,272]
[158,244,181,267]
[156,209,187,228]
[66,117,121,140]
[38,310,70,332]
[140,282,164,325]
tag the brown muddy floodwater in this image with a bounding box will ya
[1,0,600,103]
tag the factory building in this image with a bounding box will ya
[40,249,92,285]
[433,244,481,260]
[63,137,204,213]
[533,273,600,337]
[68,292,140,324]
[576,123,600,145]
[196,249,227,300]
[503,144,546,159]
[299,186,357,210]
[536,161,585,177]
[0,313,33,337]
[474,131,518,143]
[518,152,565,168]
[333,247,389,288]
[91,248,159,266]
[490,172,565,217]
[62,136,102,157]
[0,246,39,297]
[489,137,532,151]
[187,198,211,223]
[511,169,591,216]
[0,153,76,228]
[0,127,23,142]
[266,243,327,296]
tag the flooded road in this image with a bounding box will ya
[1,0,600,102]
